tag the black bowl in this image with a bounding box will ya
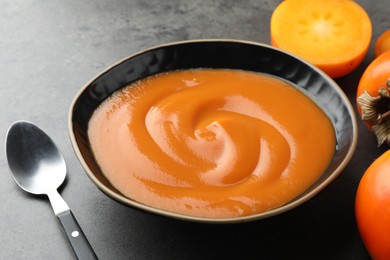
[68,39,357,223]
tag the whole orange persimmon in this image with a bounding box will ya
[375,29,390,57]
[356,51,390,146]
[355,150,390,260]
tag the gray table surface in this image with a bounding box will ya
[1,0,387,259]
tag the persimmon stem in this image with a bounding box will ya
[357,78,390,146]
[378,79,390,122]
[378,110,390,122]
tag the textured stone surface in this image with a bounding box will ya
[0,0,387,259]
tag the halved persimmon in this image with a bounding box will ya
[270,0,372,78]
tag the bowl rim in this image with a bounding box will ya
[68,38,358,223]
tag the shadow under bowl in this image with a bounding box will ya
[68,39,358,223]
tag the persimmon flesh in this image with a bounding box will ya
[271,0,372,78]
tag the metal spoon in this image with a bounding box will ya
[5,120,98,260]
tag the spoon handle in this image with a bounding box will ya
[57,210,98,260]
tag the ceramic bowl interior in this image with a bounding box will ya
[69,39,358,223]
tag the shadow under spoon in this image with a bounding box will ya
[5,120,98,260]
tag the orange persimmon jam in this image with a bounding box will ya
[88,69,336,218]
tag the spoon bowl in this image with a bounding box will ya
[6,121,66,195]
[6,120,97,260]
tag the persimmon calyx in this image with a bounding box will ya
[357,79,390,146]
